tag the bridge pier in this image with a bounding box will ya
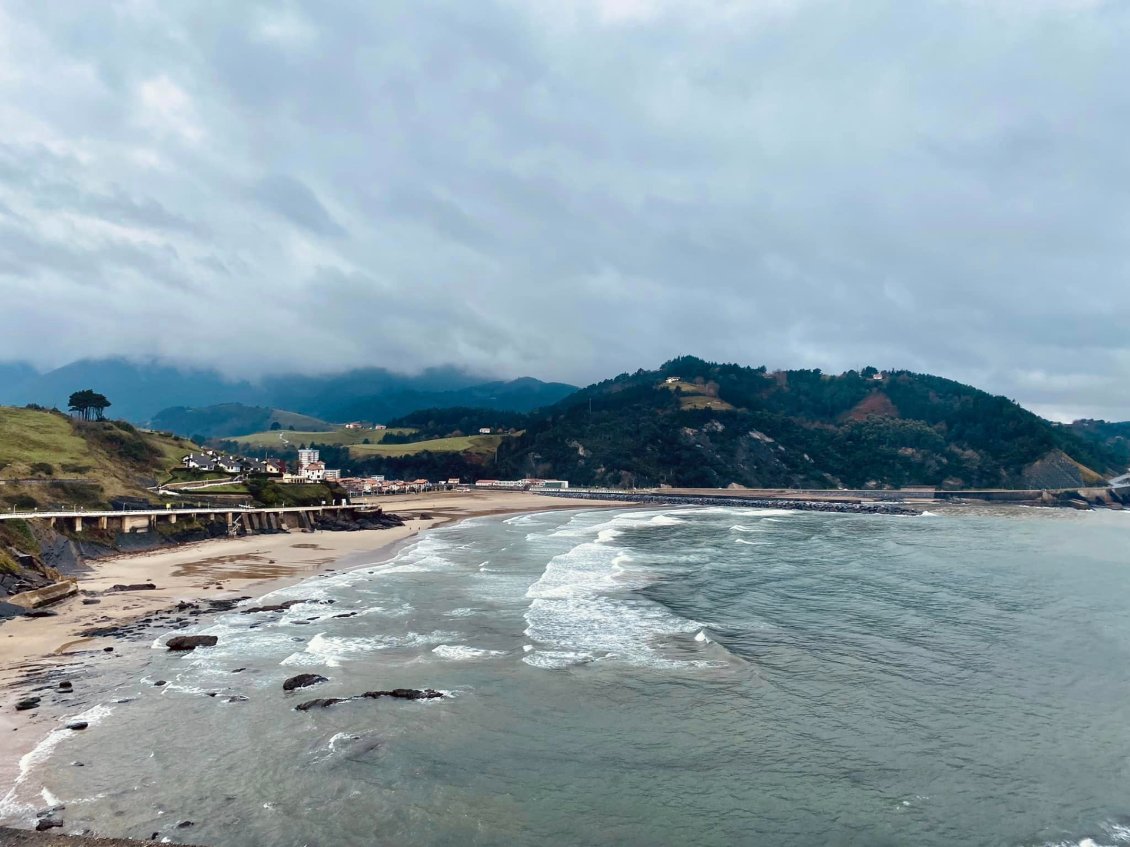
[72,516,82,533]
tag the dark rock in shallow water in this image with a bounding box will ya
[65,721,88,731]
[15,697,40,711]
[295,697,344,711]
[294,687,444,710]
[283,673,328,691]
[23,609,58,618]
[103,646,114,652]
[154,680,167,686]
[35,816,63,831]
[108,582,157,592]
[81,598,101,605]
[240,599,304,614]
[363,688,444,701]
[166,635,218,651]
[58,681,72,691]
[177,820,195,828]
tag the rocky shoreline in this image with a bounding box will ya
[0,827,191,845]
[0,510,405,618]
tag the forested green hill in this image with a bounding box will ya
[494,357,1119,490]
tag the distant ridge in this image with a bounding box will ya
[0,358,577,425]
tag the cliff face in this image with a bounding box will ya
[1020,449,1106,490]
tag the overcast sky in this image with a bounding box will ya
[0,0,1127,421]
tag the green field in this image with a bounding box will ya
[267,409,335,431]
[349,433,506,458]
[231,427,416,449]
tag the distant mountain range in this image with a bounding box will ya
[0,358,578,430]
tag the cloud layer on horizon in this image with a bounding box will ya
[0,0,1127,421]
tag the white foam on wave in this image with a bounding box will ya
[431,644,506,660]
[522,537,708,671]
[549,509,689,541]
[446,607,480,618]
[734,538,768,546]
[522,649,597,669]
[595,528,623,544]
[280,629,458,668]
[730,524,768,533]
[1037,823,1130,847]
[0,703,116,823]
[690,506,798,518]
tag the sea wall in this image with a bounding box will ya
[534,490,920,515]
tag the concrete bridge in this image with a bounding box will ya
[0,503,374,534]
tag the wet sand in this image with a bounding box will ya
[0,490,612,800]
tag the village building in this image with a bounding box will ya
[245,458,285,476]
[181,452,217,472]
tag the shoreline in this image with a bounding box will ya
[0,490,617,814]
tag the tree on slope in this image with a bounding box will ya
[68,389,112,421]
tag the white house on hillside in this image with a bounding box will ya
[182,452,218,472]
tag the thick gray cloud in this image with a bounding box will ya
[0,0,1127,420]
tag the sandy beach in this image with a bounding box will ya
[0,490,612,800]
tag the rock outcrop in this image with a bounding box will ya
[165,634,218,652]
[283,673,328,691]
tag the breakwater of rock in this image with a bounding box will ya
[534,490,921,515]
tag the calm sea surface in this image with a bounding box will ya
[3,506,1130,846]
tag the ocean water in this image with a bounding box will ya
[4,506,1130,846]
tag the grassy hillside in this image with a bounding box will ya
[495,357,1120,490]
[349,433,506,458]
[151,403,334,439]
[0,406,195,509]
[232,427,415,449]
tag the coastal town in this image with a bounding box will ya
[178,446,569,497]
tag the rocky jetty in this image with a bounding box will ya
[535,490,921,515]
